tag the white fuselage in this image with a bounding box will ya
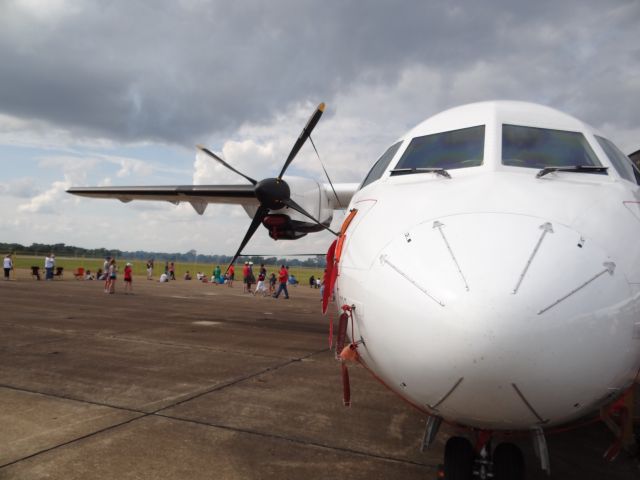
[335,102,640,431]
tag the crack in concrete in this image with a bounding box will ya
[153,413,434,469]
[0,348,360,470]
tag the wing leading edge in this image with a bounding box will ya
[67,185,259,215]
[68,182,359,216]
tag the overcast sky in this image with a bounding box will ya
[1,0,639,257]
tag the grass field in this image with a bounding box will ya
[10,255,325,284]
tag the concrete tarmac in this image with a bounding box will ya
[0,272,638,479]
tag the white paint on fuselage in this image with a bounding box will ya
[336,101,640,430]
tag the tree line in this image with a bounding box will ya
[0,242,326,267]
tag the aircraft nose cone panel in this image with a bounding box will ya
[360,213,637,429]
[375,213,620,322]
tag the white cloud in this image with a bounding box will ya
[0,177,39,198]
[17,176,72,214]
[193,140,276,185]
[112,157,154,178]
[14,151,156,220]
[38,156,100,175]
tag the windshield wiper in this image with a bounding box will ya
[536,165,608,179]
[390,167,451,179]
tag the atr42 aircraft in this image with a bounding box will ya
[68,101,640,480]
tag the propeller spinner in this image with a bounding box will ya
[197,103,337,270]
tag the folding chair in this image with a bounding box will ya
[31,266,41,280]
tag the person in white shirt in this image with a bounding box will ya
[102,257,111,289]
[3,254,13,280]
[146,259,154,280]
[159,273,169,283]
[44,253,55,280]
[254,264,268,296]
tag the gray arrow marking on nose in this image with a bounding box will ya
[380,254,445,306]
[513,222,554,295]
[433,221,469,292]
[537,262,616,315]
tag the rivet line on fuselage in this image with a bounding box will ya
[513,222,554,295]
[379,254,445,307]
[511,383,549,424]
[433,221,470,292]
[427,377,464,410]
[537,262,616,315]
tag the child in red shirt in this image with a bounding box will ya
[124,262,133,294]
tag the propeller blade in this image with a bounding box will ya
[226,205,270,273]
[197,145,257,186]
[282,198,338,236]
[277,102,325,180]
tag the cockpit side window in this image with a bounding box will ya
[395,125,485,171]
[502,124,602,169]
[360,141,402,189]
[595,135,640,185]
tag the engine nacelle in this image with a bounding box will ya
[242,176,333,240]
[261,214,310,239]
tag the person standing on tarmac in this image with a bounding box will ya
[273,265,290,299]
[227,264,235,287]
[268,273,276,294]
[247,261,255,292]
[106,258,117,294]
[3,254,13,280]
[242,261,250,293]
[146,259,154,280]
[254,264,268,296]
[124,262,133,294]
[44,253,55,280]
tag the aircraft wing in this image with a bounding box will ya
[324,182,359,210]
[67,185,259,215]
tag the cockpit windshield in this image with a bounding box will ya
[394,125,485,171]
[595,135,640,184]
[360,141,403,189]
[502,124,602,169]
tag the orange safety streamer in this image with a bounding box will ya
[337,305,358,407]
[322,209,358,315]
[335,310,350,356]
[334,208,358,263]
[335,236,346,264]
[340,208,359,236]
[322,210,359,407]
[322,239,337,314]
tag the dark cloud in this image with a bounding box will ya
[0,0,638,145]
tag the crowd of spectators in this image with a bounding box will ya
[6,254,323,301]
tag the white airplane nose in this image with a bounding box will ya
[353,213,637,429]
